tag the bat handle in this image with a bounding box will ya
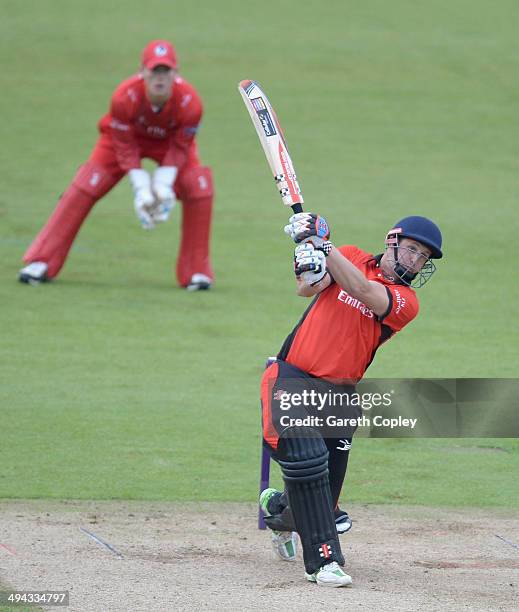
[291,203,303,214]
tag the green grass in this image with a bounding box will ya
[0,579,42,612]
[0,0,518,508]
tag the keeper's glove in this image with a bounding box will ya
[284,212,330,247]
[294,243,327,286]
[151,166,178,223]
[128,169,156,230]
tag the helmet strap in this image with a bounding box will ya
[393,262,417,285]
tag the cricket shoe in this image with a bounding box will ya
[260,488,297,562]
[18,262,48,285]
[335,508,352,534]
[186,273,212,291]
[306,561,352,587]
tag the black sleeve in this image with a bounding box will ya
[377,286,393,322]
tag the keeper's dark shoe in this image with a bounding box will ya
[19,262,48,285]
[186,273,212,291]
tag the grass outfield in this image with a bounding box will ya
[0,1,518,507]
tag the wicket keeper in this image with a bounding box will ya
[19,40,214,290]
[260,213,443,586]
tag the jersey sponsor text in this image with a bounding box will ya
[337,289,374,318]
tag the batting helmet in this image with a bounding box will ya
[388,216,443,259]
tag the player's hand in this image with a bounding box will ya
[284,213,330,247]
[128,169,156,230]
[151,166,178,223]
[294,243,327,286]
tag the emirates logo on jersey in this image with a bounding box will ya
[337,290,374,318]
[154,45,168,57]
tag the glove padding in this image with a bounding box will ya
[151,166,177,223]
[284,212,330,247]
[128,169,156,230]
[294,243,327,286]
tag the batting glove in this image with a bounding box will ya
[284,212,330,247]
[128,169,156,230]
[294,243,327,286]
[151,166,178,223]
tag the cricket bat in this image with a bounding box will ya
[238,80,303,213]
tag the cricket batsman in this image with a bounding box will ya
[260,213,443,586]
[19,40,214,290]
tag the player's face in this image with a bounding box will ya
[396,238,432,273]
[143,65,176,101]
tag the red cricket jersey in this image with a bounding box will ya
[97,74,203,172]
[279,245,419,382]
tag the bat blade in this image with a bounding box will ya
[238,79,303,212]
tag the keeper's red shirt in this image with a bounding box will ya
[97,74,202,172]
[278,245,419,382]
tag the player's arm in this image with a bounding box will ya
[285,213,389,315]
[161,84,202,169]
[109,91,141,172]
[109,89,156,229]
[295,273,332,297]
[149,85,203,225]
[325,247,389,316]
